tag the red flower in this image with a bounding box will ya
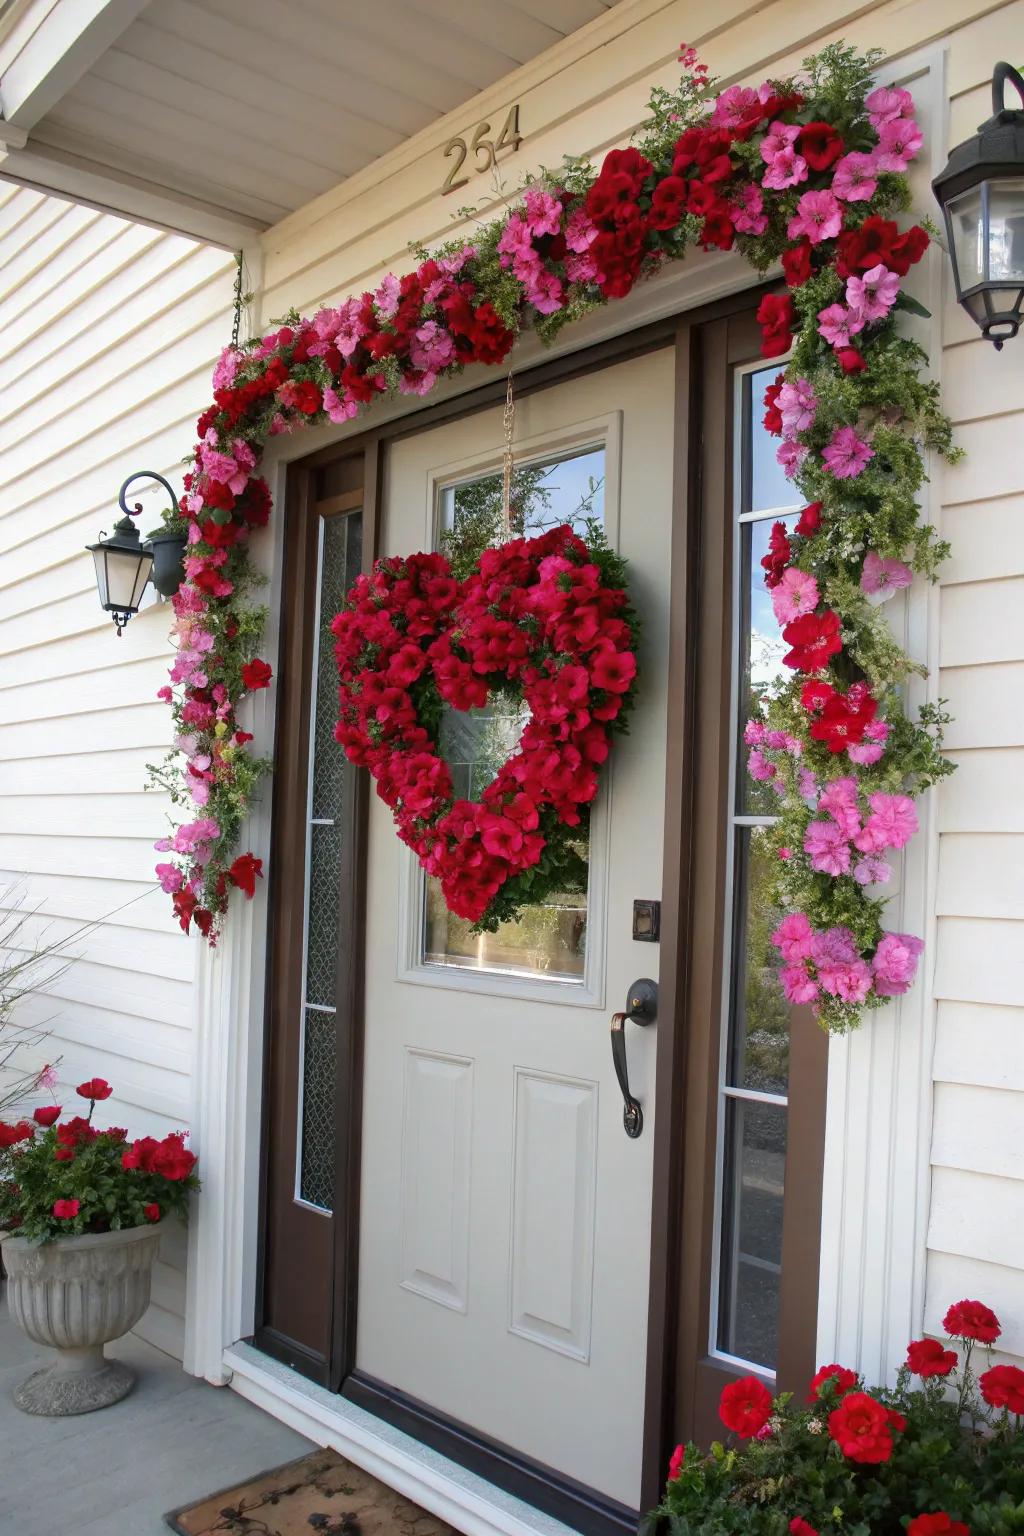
[227,853,263,899]
[234,730,254,745]
[144,1203,162,1223]
[52,1198,80,1220]
[33,1105,61,1127]
[591,647,637,694]
[980,1363,1024,1414]
[781,239,813,288]
[836,216,929,280]
[907,1517,970,1536]
[807,1362,858,1401]
[57,1116,97,1148]
[719,1375,773,1438]
[796,502,822,537]
[762,374,785,435]
[828,1390,899,1464]
[756,293,796,358]
[761,519,791,588]
[789,1522,819,1536]
[781,610,842,671]
[943,1298,1001,1343]
[76,1077,112,1102]
[0,1120,34,1148]
[809,689,876,752]
[836,347,866,374]
[667,1444,686,1480]
[173,888,198,935]
[241,657,272,692]
[906,1337,958,1378]
[796,122,844,171]
[281,378,322,415]
[152,1132,198,1182]
[648,176,689,231]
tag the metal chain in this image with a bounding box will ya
[499,371,515,543]
[230,250,245,350]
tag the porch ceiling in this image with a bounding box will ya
[0,0,626,248]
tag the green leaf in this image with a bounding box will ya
[895,291,932,319]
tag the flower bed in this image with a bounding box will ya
[651,1299,1024,1534]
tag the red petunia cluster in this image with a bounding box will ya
[121,1131,198,1183]
[332,525,637,925]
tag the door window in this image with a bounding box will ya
[419,445,605,984]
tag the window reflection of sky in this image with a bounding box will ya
[746,515,798,695]
[748,366,802,514]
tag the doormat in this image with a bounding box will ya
[165,1447,458,1535]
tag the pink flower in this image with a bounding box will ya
[761,120,801,162]
[787,190,842,245]
[745,719,767,746]
[157,685,173,702]
[525,269,565,315]
[211,345,242,391]
[818,776,861,837]
[778,378,817,436]
[856,792,918,852]
[374,272,400,319]
[748,749,776,781]
[772,912,815,963]
[872,931,924,995]
[156,862,184,894]
[409,321,455,373]
[771,567,820,625]
[323,386,359,424]
[780,963,819,1004]
[846,720,889,765]
[777,440,808,477]
[860,550,913,601]
[712,84,760,130]
[865,85,914,130]
[831,151,878,203]
[818,954,873,1002]
[822,426,874,479]
[565,207,598,253]
[854,855,891,885]
[523,188,563,237]
[730,184,768,235]
[804,819,852,876]
[875,118,923,172]
[763,147,808,191]
[846,263,900,323]
[817,303,864,348]
[798,768,819,804]
[812,926,858,966]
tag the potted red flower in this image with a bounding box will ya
[0,1076,199,1416]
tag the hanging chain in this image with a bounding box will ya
[230,250,245,350]
[499,371,515,543]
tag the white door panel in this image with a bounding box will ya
[357,350,675,1507]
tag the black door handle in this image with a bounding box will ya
[610,977,657,1138]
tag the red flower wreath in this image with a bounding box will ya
[331,524,638,928]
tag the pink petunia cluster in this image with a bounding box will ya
[802,776,918,882]
[745,718,801,795]
[772,911,923,1008]
[774,376,817,479]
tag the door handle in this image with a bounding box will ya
[610,977,657,1138]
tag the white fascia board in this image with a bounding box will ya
[0,138,267,250]
[0,0,150,129]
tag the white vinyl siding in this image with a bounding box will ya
[0,185,235,1358]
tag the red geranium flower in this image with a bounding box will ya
[667,1444,686,1479]
[53,1198,80,1220]
[980,1363,1024,1414]
[241,658,272,691]
[762,374,785,435]
[809,689,876,752]
[781,610,842,671]
[828,1390,900,1464]
[0,1120,34,1148]
[76,1077,112,1102]
[648,176,689,231]
[32,1105,61,1127]
[173,888,198,935]
[906,1338,958,1378]
[227,853,263,899]
[144,1203,162,1223]
[907,1517,970,1536]
[836,347,866,374]
[796,502,822,537]
[796,121,845,170]
[761,519,791,588]
[719,1375,773,1438]
[807,1362,858,1401]
[756,293,796,358]
[789,1521,819,1536]
[781,239,813,288]
[943,1298,1001,1343]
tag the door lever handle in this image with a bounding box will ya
[610,977,657,1138]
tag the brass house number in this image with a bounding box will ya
[441,105,523,195]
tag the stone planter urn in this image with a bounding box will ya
[1,1224,161,1415]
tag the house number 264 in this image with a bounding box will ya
[441,105,523,195]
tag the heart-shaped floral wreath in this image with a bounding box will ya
[330,524,638,929]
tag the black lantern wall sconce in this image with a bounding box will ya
[86,472,187,635]
[933,61,1024,348]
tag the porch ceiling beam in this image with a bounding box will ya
[0,139,267,250]
[0,0,150,131]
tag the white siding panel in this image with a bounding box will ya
[934,1002,1024,1091]
[938,663,1024,749]
[939,579,1024,666]
[936,834,1024,919]
[942,413,1024,503]
[934,918,1024,1007]
[941,496,1024,585]
[932,1082,1024,1180]
[938,750,1024,832]
[0,189,235,1359]
[926,1252,1024,1358]
[928,1166,1024,1273]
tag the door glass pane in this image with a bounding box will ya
[728,828,789,1095]
[747,366,801,513]
[422,446,604,983]
[738,515,796,814]
[297,511,362,1211]
[717,1098,787,1369]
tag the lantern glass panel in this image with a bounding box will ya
[102,546,153,612]
[988,178,1024,281]
[949,186,985,290]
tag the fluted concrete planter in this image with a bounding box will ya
[1,1224,161,1415]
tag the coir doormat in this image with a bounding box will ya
[165,1447,458,1536]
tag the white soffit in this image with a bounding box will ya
[0,0,625,248]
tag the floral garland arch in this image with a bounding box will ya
[150,42,957,1033]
